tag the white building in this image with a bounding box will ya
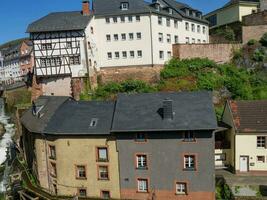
[2,44,22,85]
[27,0,209,97]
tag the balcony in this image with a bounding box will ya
[215,141,230,149]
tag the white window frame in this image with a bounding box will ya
[136,155,147,168]
[167,34,171,43]
[128,16,133,22]
[137,179,148,192]
[176,183,187,195]
[166,18,171,27]
[122,51,127,59]
[121,2,129,10]
[106,34,111,42]
[115,52,120,59]
[107,52,112,60]
[184,155,195,170]
[137,50,142,58]
[113,17,117,23]
[136,32,142,40]
[136,15,141,22]
[159,51,164,60]
[121,33,126,41]
[158,33,163,43]
[129,33,134,40]
[130,51,135,58]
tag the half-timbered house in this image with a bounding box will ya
[27,2,92,97]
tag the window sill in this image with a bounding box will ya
[98,178,110,181]
[76,177,87,180]
[136,191,149,193]
[96,159,109,163]
[136,167,148,170]
[183,168,196,172]
[175,193,187,195]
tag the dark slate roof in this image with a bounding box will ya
[21,96,69,133]
[112,91,217,132]
[93,0,150,16]
[93,0,207,23]
[20,96,114,135]
[45,100,114,135]
[228,100,267,133]
[27,11,92,33]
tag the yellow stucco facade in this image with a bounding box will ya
[205,2,259,29]
[34,135,121,199]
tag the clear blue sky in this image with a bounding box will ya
[0,0,228,45]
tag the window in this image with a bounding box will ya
[197,25,200,33]
[115,52,120,59]
[174,35,179,43]
[114,34,119,41]
[184,131,195,142]
[69,56,80,65]
[135,133,146,142]
[158,33,163,42]
[215,153,226,161]
[50,162,57,177]
[191,24,195,32]
[159,51,164,60]
[97,147,108,162]
[78,188,87,197]
[185,37,190,44]
[90,27,94,34]
[105,18,110,23]
[197,39,201,43]
[49,145,56,159]
[90,118,98,127]
[136,154,147,169]
[206,14,217,27]
[128,16,133,22]
[137,50,142,58]
[98,166,109,180]
[158,16,162,25]
[184,155,196,170]
[257,136,266,148]
[106,34,111,41]
[101,191,111,199]
[66,42,72,48]
[167,34,171,43]
[121,33,126,40]
[203,26,206,34]
[76,165,86,179]
[174,20,178,28]
[107,52,112,60]
[166,18,171,27]
[136,15,140,22]
[185,22,189,31]
[137,179,148,192]
[203,40,206,43]
[130,51,135,58]
[122,51,127,58]
[176,182,187,195]
[121,2,129,10]
[41,43,52,50]
[257,156,265,163]
[167,51,172,59]
[129,33,134,40]
[120,16,125,23]
[192,38,196,43]
[169,8,173,15]
[136,32,142,40]
[113,17,117,23]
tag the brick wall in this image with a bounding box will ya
[172,43,242,63]
[98,65,163,84]
[242,25,267,44]
[243,11,267,26]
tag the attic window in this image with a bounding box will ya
[90,118,98,127]
[169,8,173,14]
[121,2,129,10]
[156,4,160,11]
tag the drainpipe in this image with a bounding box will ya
[149,12,154,67]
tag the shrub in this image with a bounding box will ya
[232,48,243,60]
[247,39,257,46]
[197,72,223,90]
[252,48,265,62]
[259,32,267,47]
[215,27,235,41]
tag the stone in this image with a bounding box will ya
[0,123,6,139]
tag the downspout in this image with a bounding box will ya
[83,30,92,90]
[149,12,154,67]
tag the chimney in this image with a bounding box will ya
[163,98,173,120]
[82,1,90,16]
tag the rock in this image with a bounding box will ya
[0,123,6,139]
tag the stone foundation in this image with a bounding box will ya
[98,65,163,84]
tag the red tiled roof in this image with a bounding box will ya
[229,100,267,133]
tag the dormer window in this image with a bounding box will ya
[90,118,98,127]
[168,8,173,14]
[121,2,129,10]
[155,4,160,11]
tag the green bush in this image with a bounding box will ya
[215,27,235,41]
[259,32,267,47]
[252,48,265,62]
[247,39,257,46]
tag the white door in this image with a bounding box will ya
[240,156,248,172]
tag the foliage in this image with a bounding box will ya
[247,39,257,46]
[216,180,234,200]
[252,48,265,62]
[214,26,235,41]
[80,77,92,101]
[259,32,267,47]
[5,88,31,113]
[93,80,156,100]
[232,48,243,60]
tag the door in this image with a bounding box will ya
[240,156,248,172]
